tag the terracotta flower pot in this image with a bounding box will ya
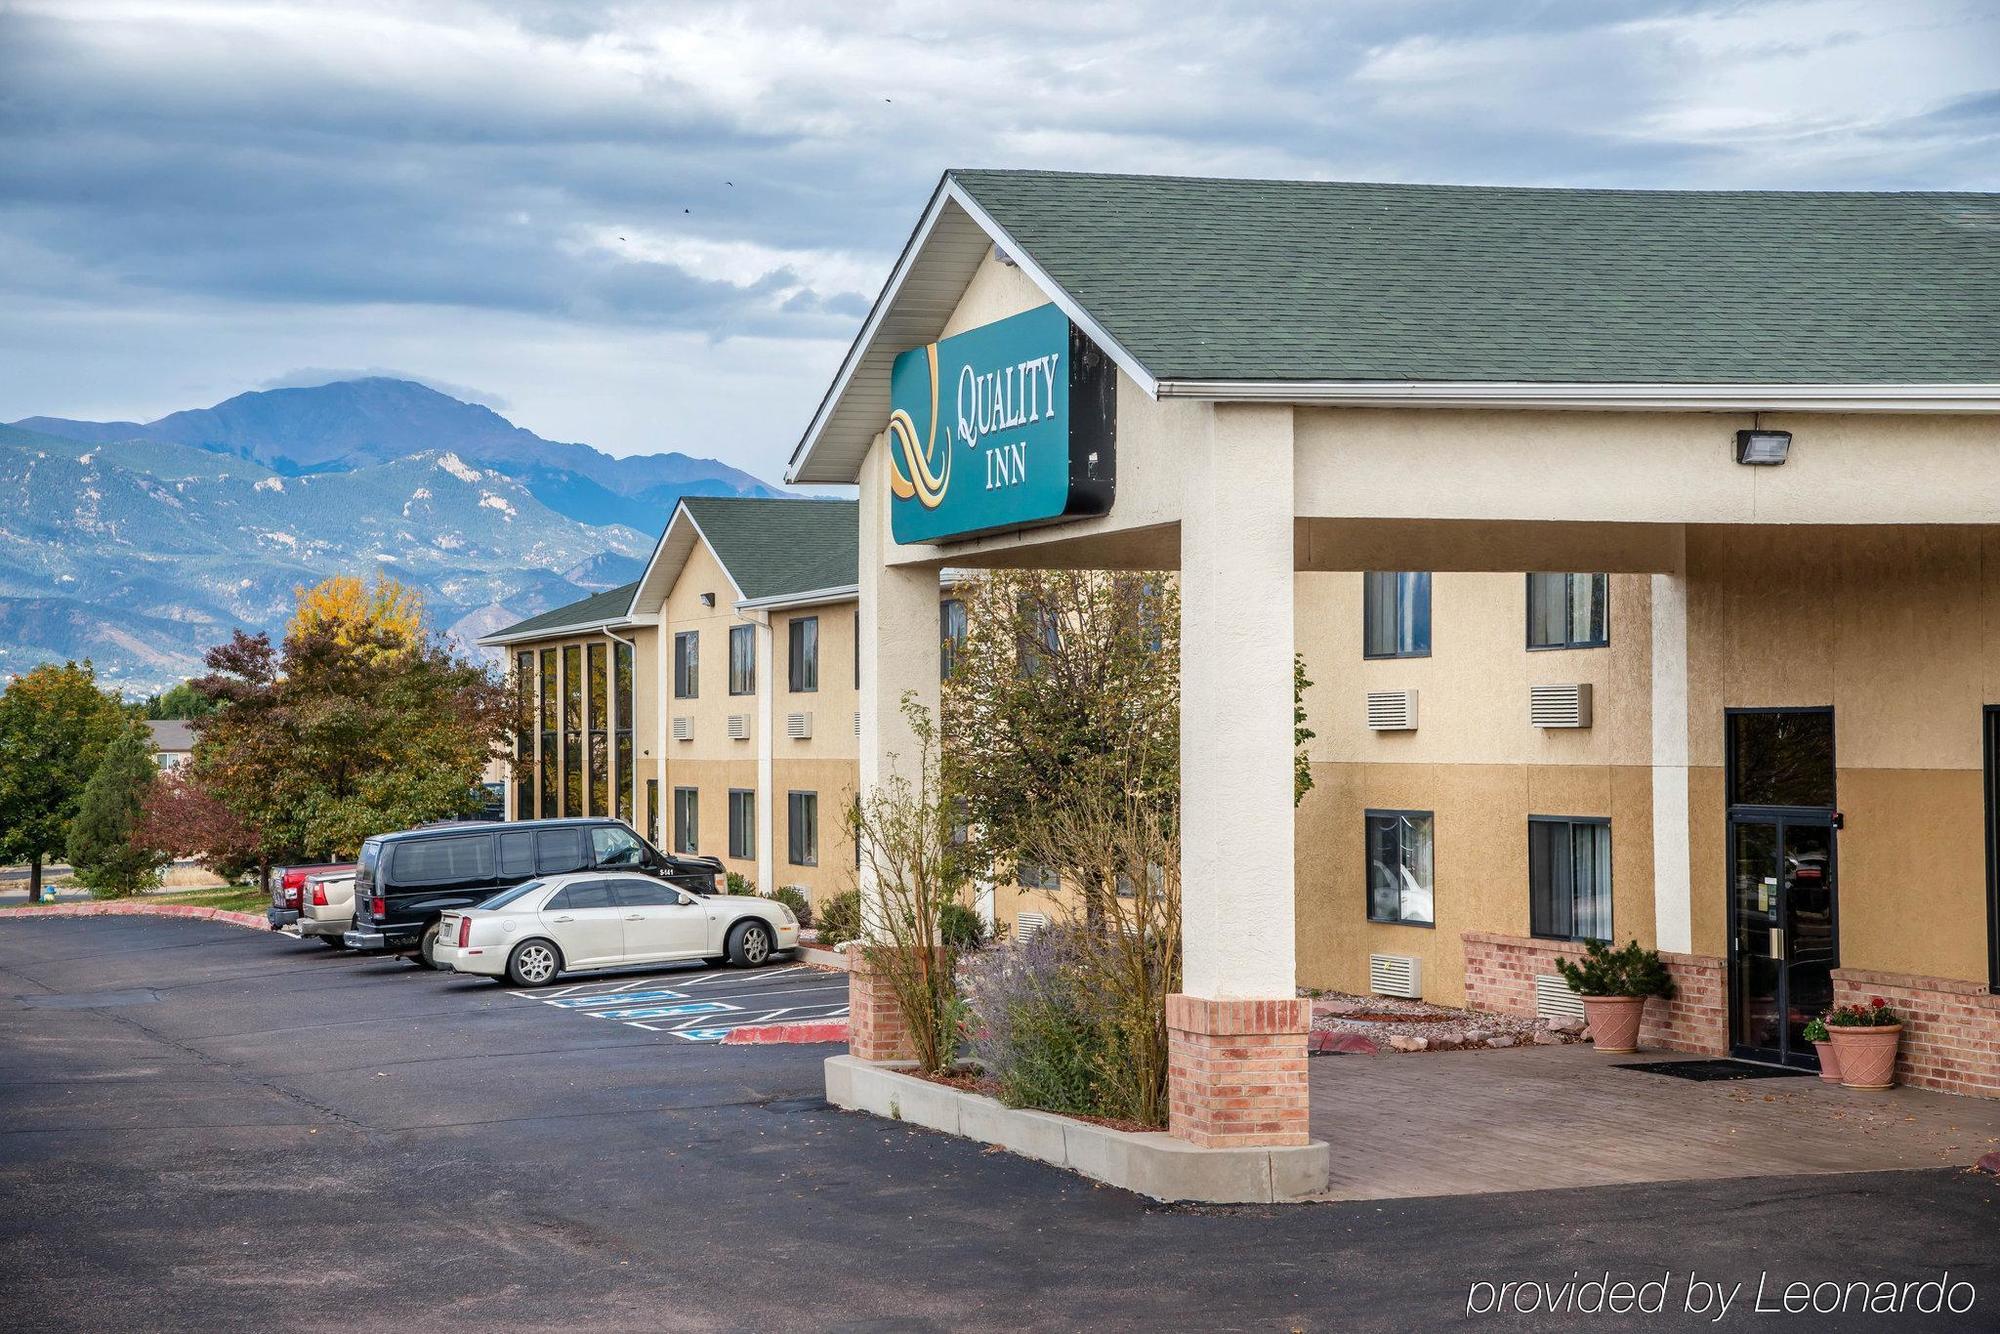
[1828,1024,1902,1090]
[1580,995,1646,1054]
[1811,1040,1843,1083]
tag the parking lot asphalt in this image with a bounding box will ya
[3,916,1998,1332]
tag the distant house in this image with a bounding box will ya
[144,719,195,772]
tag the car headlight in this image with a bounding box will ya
[777,903,797,925]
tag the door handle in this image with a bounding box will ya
[552,914,574,922]
[625,913,644,921]
[1769,927,1784,960]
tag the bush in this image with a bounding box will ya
[724,871,755,896]
[66,727,168,898]
[962,925,1109,1116]
[766,884,812,927]
[1555,940,1676,999]
[817,888,862,947]
[938,901,989,952]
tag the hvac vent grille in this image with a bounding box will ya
[1535,974,1587,1022]
[785,711,813,740]
[726,714,751,741]
[1368,953,1423,999]
[1365,690,1418,731]
[853,711,861,738]
[671,716,693,742]
[1015,911,1049,944]
[1530,683,1593,729]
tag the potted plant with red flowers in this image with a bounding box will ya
[1803,1015,1842,1083]
[1825,996,1902,1090]
[1555,940,1676,1055]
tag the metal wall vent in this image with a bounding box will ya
[785,711,813,740]
[1368,953,1423,999]
[853,711,862,738]
[1015,911,1049,944]
[671,716,693,742]
[1365,690,1418,731]
[726,714,751,741]
[1530,683,1593,729]
[1534,974,1587,1022]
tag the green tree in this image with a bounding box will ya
[0,661,131,903]
[941,570,1178,925]
[66,726,169,897]
[192,583,509,871]
[142,681,218,721]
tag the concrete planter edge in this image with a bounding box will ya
[823,1054,1330,1204]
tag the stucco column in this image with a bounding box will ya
[1170,402,1311,1148]
[853,433,943,1061]
[1651,531,1693,956]
[753,613,776,893]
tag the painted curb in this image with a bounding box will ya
[794,944,851,972]
[722,1020,851,1045]
[823,1054,1331,1204]
[2,902,270,932]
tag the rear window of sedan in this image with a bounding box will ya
[479,880,544,910]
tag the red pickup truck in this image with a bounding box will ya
[266,862,358,930]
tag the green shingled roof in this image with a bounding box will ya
[486,581,639,641]
[950,170,2000,384]
[682,496,857,600]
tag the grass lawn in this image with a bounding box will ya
[4,884,264,913]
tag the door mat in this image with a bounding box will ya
[1614,1060,1812,1082]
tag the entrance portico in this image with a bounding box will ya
[794,171,2000,1165]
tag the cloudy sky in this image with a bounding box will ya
[2,0,1995,484]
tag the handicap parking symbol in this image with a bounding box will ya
[590,1000,737,1021]
[547,989,687,1009]
[670,1028,734,1042]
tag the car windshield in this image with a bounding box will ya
[478,880,544,911]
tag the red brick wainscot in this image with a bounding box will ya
[1461,931,1728,1056]
[1165,995,1312,1148]
[846,949,914,1063]
[1832,968,2000,1098]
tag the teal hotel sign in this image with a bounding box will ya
[887,302,1116,545]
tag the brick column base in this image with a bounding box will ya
[1165,995,1312,1148]
[846,949,914,1063]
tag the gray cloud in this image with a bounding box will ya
[1,0,1994,476]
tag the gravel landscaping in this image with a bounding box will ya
[1306,991,1586,1054]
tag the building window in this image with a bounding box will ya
[1728,709,1836,809]
[1017,861,1060,891]
[788,791,818,865]
[1529,817,1612,942]
[613,640,634,822]
[562,645,583,817]
[673,786,699,854]
[587,642,608,817]
[940,598,967,680]
[514,651,533,819]
[1366,810,1434,926]
[1363,572,1431,659]
[537,648,557,818]
[645,779,659,848]
[673,630,698,700]
[1528,573,1609,650]
[729,623,755,696]
[789,617,819,693]
[1016,598,1059,677]
[728,789,755,861]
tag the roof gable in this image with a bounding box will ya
[682,496,857,601]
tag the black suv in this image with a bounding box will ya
[343,818,722,969]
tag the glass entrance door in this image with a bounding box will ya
[1729,817,1837,1066]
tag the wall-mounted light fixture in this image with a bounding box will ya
[1735,429,1792,466]
[700,592,716,607]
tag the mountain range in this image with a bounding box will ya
[1,378,790,695]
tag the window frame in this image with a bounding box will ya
[1527,815,1614,943]
[728,788,755,861]
[673,785,699,854]
[940,598,967,680]
[1985,706,2000,994]
[673,630,699,700]
[787,790,818,866]
[788,616,819,693]
[728,623,755,696]
[1725,706,1837,813]
[1364,807,1435,927]
[1362,572,1432,660]
[1526,573,1610,651]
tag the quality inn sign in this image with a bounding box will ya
[887,302,1116,545]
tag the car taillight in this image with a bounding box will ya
[457,916,471,947]
[310,883,326,906]
[370,896,386,917]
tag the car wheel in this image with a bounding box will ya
[728,920,773,967]
[417,922,441,970]
[507,939,563,988]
